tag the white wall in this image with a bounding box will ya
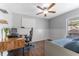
[12,13,49,42]
[49,8,79,40]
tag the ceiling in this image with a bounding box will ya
[0,3,79,19]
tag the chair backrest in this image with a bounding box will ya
[29,27,33,39]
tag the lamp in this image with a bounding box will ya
[0,19,8,56]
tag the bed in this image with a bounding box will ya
[52,37,79,53]
[45,37,79,56]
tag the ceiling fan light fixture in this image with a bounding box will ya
[43,9,48,14]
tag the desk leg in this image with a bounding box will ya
[22,47,24,56]
[1,52,3,56]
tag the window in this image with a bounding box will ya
[68,18,79,36]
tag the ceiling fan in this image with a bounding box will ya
[36,3,56,17]
[0,8,8,14]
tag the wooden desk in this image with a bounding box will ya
[0,38,25,52]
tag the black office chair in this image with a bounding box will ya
[24,27,33,46]
[24,35,31,46]
[18,28,33,56]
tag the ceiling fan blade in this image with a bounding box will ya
[44,14,47,17]
[48,11,56,13]
[0,9,8,14]
[48,3,55,10]
[37,6,44,10]
[36,12,43,15]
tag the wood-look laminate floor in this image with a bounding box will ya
[10,40,45,56]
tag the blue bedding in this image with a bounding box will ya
[51,38,79,53]
[51,38,73,47]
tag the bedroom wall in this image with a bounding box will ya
[12,13,49,42]
[49,8,79,40]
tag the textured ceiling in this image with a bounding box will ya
[0,3,79,19]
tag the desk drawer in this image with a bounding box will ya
[6,41,14,50]
[0,38,25,52]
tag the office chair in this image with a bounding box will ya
[24,27,33,46]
